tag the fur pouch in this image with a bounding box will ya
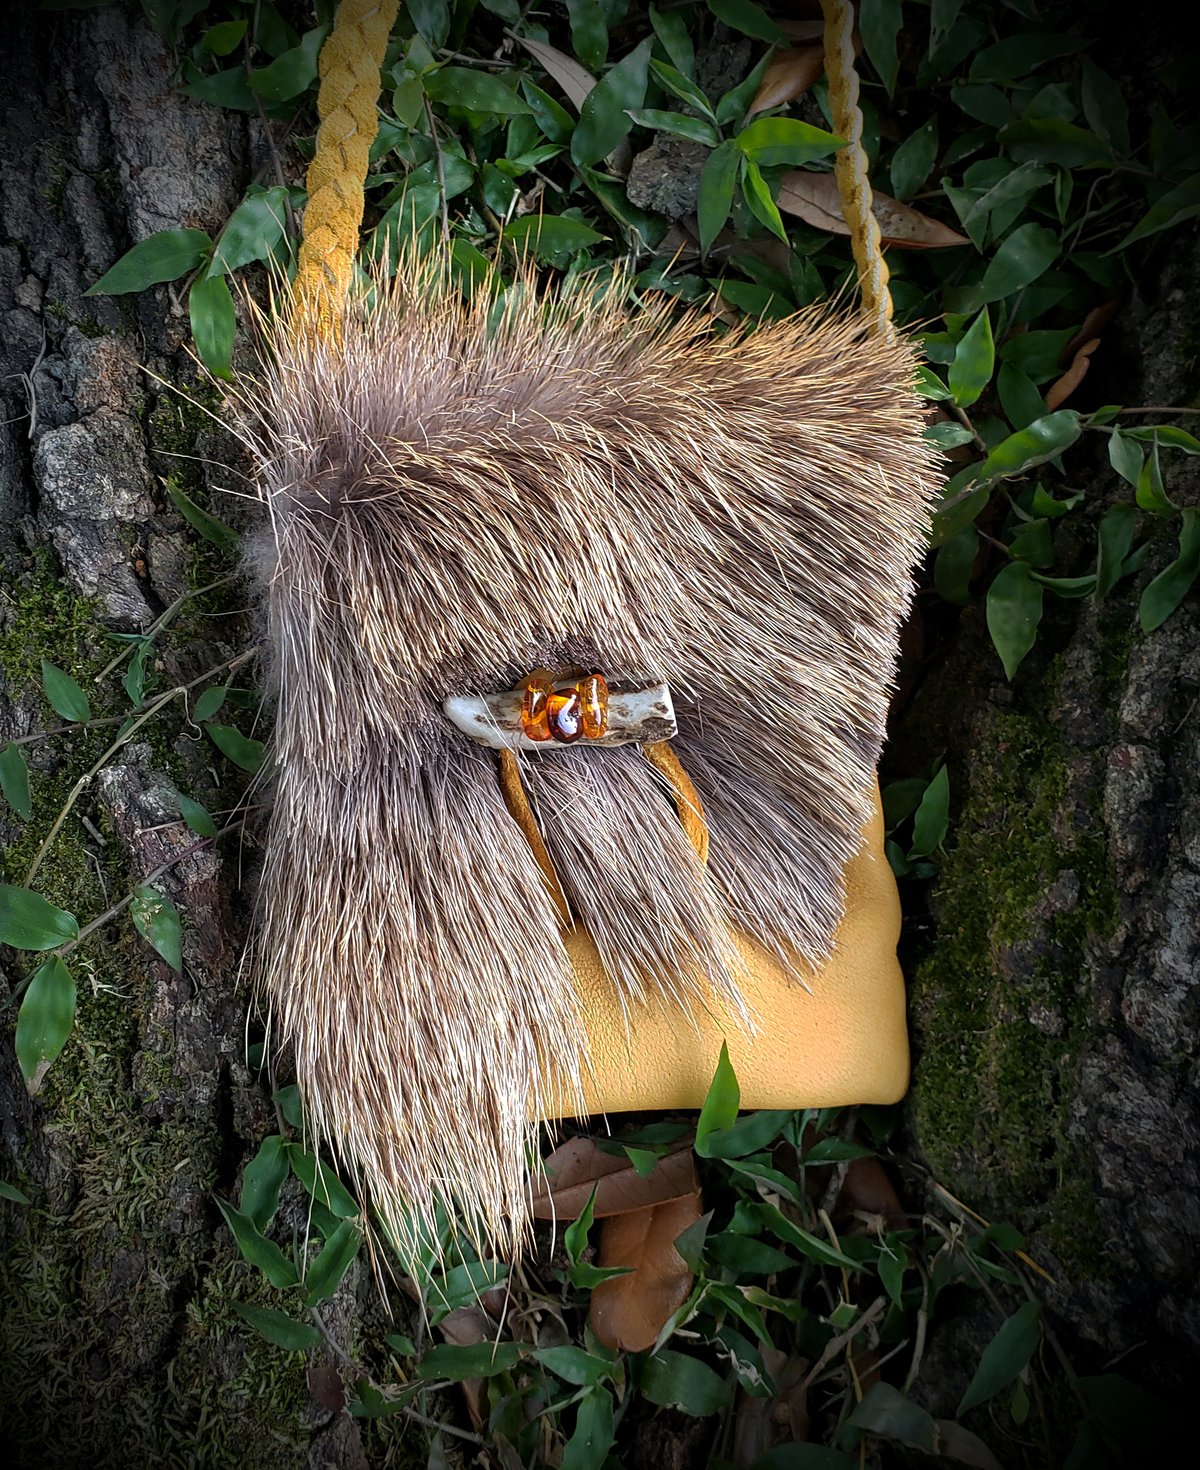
[242,262,938,1253]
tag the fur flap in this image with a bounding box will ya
[241,261,939,1253]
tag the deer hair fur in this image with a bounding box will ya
[234,257,939,1257]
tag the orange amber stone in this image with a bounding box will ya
[547,689,584,743]
[520,669,556,743]
[576,673,609,739]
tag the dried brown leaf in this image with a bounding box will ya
[533,1136,696,1220]
[589,1190,702,1352]
[1060,296,1122,365]
[439,1303,495,1430]
[306,1365,345,1414]
[512,34,595,111]
[732,1345,810,1468]
[749,44,825,116]
[777,171,970,249]
[1044,337,1100,412]
[836,1157,908,1231]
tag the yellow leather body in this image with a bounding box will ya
[497,748,909,1119]
[559,788,908,1116]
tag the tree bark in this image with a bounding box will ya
[1,9,370,1467]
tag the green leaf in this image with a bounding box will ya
[250,25,327,102]
[535,1346,615,1387]
[890,118,939,201]
[205,722,265,773]
[15,956,76,1089]
[288,1144,360,1219]
[847,1382,935,1451]
[177,792,217,838]
[754,1201,861,1269]
[695,1041,740,1157]
[562,1385,615,1470]
[1117,174,1200,250]
[1096,504,1136,598]
[958,1301,1040,1416]
[503,215,606,261]
[240,1134,290,1231]
[999,118,1112,169]
[649,5,695,78]
[130,884,182,971]
[976,222,1059,304]
[565,0,608,72]
[40,659,90,723]
[184,66,258,111]
[407,0,450,49]
[997,362,1049,432]
[626,109,719,147]
[215,1196,299,1288]
[425,66,533,116]
[564,1185,597,1266]
[273,1084,303,1128]
[1009,517,1054,568]
[165,482,240,553]
[987,561,1045,680]
[1135,441,1175,515]
[0,742,32,821]
[970,33,1089,84]
[303,1218,362,1305]
[417,1341,524,1380]
[189,272,235,380]
[232,1301,321,1351]
[700,1109,794,1160]
[642,1349,730,1416]
[0,1180,31,1204]
[1140,509,1200,633]
[858,0,902,96]
[735,117,845,169]
[909,767,950,859]
[191,686,227,724]
[740,158,787,243]
[708,1233,796,1275]
[1105,429,1141,493]
[212,187,290,274]
[649,60,713,120]
[707,0,784,44]
[202,19,248,56]
[976,410,1081,484]
[697,140,740,255]
[86,228,212,295]
[715,54,772,130]
[915,367,952,400]
[1080,60,1130,157]
[391,75,425,127]
[571,37,653,168]
[1125,425,1200,455]
[962,161,1053,228]
[949,308,994,409]
[0,886,79,951]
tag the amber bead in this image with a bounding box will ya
[576,673,609,739]
[520,670,556,743]
[547,689,584,743]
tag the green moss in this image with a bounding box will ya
[907,673,1120,1279]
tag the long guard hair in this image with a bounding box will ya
[239,258,939,1256]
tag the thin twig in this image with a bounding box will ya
[423,93,451,244]
[23,647,258,888]
[92,573,239,685]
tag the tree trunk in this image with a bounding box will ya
[1,9,374,1467]
[896,235,1200,1404]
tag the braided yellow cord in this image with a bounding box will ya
[294,0,399,329]
[819,0,894,341]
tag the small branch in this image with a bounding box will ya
[423,94,451,244]
[24,647,258,888]
[92,573,239,686]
